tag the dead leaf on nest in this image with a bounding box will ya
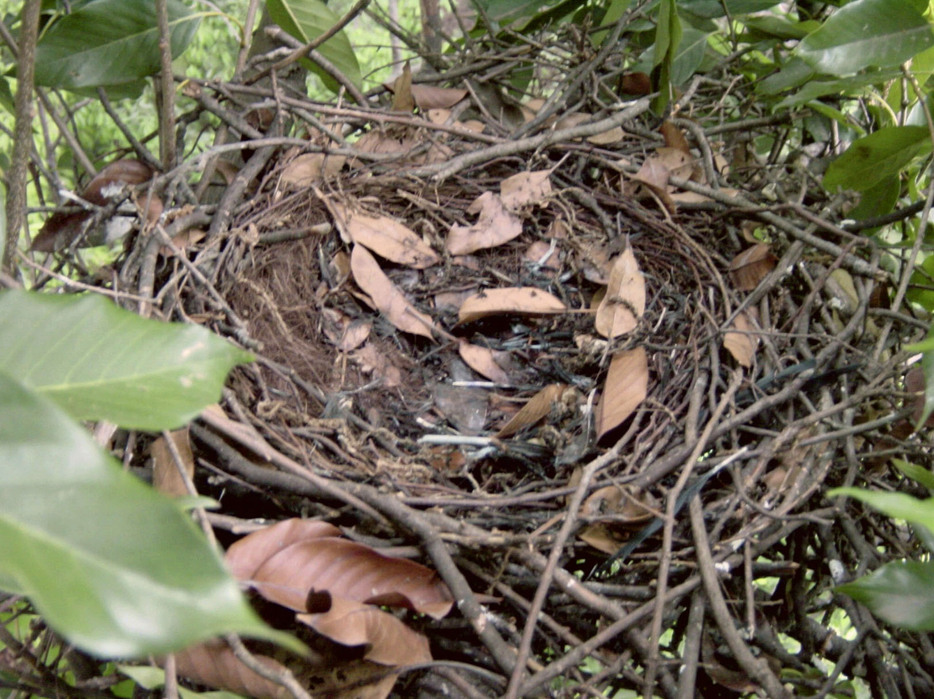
[595,247,645,338]
[411,84,468,110]
[458,340,511,384]
[446,191,523,255]
[500,169,553,210]
[458,286,567,323]
[723,309,759,368]
[578,484,659,554]
[350,245,436,339]
[729,243,776,291]
[172,641,291,699]
[496,383,566,438]
[330,202,438,269]
[554,112,624,145]
[595,347,649,440]
[389,61,415,113]
[159,228,204,257]
[660,120,691,156]
[150,428,194,498]
[280,152,346,188]
[352,343,403,387]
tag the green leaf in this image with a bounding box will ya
[894,459,934,492]
[594,0,633,46]
[266,0,362,93]
[907,255,934,312]
[652,0,682,112]
[919,348,934,428]
[846,175,899,224]
[670,27,711,86]
[837,560,934,631]
[823,126,931,193]
[680,0,779,18]
[0,290,253,431]
[119,665,243,698]
[34,0,201,90]
[0,374,292,657]
[829,487,934,532]
[797,0,934,76]
[756,56,815,95]
[774,68,904,109]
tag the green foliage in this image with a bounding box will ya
[0,290,293,657]
[822,126,932,194]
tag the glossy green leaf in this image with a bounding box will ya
[846,175,899,224]
[837,560,934,631]
[823,126,930,193]
[797,0,934,76]
[775,68,904,109]
[670,27,711,86]
[680,0,779,18]
[757,57,815,95]
[0,290,253,431]
[652,0,681,112]
[266,0,361,92]
[594,0,633,46]
[829,487,934,532]
[894,459,934,492]
[0,374,292,657]
[34,0,200,90]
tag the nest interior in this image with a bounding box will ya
[35,30,934,699]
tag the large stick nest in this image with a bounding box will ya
[34,26,934,699]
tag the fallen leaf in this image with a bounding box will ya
[159,228,204,257]
[226,518,342,581]
[330,203,438,269]
[596,347,649,440]
[660,121,691,156]
[446,192,523,255]
[350,245,436,339]
[280,152,346,188]
[554,113,624,144]
[458,340,511,384]
[500,170,553,210]
[630,155,675,214]
[496,384,566,438]
[352,343,404,387]
[458,287,566,323]
[390,61,415,113]
[173,640,291,699]
[728,244,776,291]
[595,247,646,338]
[723,310,759,368]
[411,84,468,110]
[578,524,625,554]
[150,428,194,498]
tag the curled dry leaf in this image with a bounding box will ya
[150,428,194,498]
[350,245,436,339]
[728,244,777,291]
[226,518,342,581]
[723,309,759,368]
[595,247,646,338]
[458,286,567,323]
[595,347,649,441]
[500,170,553,210]
[446,191,523,255]
[173,640,291,699]
[330,202,438,269]
[298,596,432,666]
[458,340,511,384]
[280,152,346,188]
[578,485,659,555]
[496,383,566,438]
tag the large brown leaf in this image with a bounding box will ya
[595,347,649,440]
[446,191,523,255]
[496,384,566,438]
[226,518,342,581]
[330,202,439,269]
[173,640,291,699]
[595,247,646,338]
[350,245,437,339]
[458,287,566,323]
[500,170,552,210]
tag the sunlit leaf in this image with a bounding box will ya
[829,487,934,532]
[838,560,934,632]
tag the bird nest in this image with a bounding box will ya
[37,44,934,699]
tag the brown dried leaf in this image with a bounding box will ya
[338,319,372,352]
[500,170,552,210]
[654,146,695,180]
[446,192,523,255]
[580,485,657,526]
[226,518,342,580]
[458,287,566,323]
[150,428,194,498]
[330,202,438,269]
[595,247,645,338]
[619,72,652,95]
[298,596,432,666]
[728,244,777,291]
[496,384,566,438]
[411,84,468,110]
[352,343,403,387]
[659,121,691,156]
[458,340,511,384]
[390,62,414,113]
[173,640,291,699]
[577,524,625,555]
[280,152,346,188]
[158,228,204,257]
[247,537,455,619]
[630,155,675,214]
[596,347,649,440]
[350,245,436,339]
[723,310,759,368]
[554,113,624,144]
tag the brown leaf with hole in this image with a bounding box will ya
[32,159,157,252]
[298,596,432,666]
[595,247,645,338]
[728,244,777,291]
[150,428,194,498]
[458,287,566,323]
[500,170,552,210]
[350,245,436,338]
[173,640,292,699]
[446,191,523,255]
[330,202,438,268]
[226,518,342,580]
[458,340,511,384]
[595,347,648,440]
[496,384,566,438]
[723,310,759,368]
[242,537,455,619]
